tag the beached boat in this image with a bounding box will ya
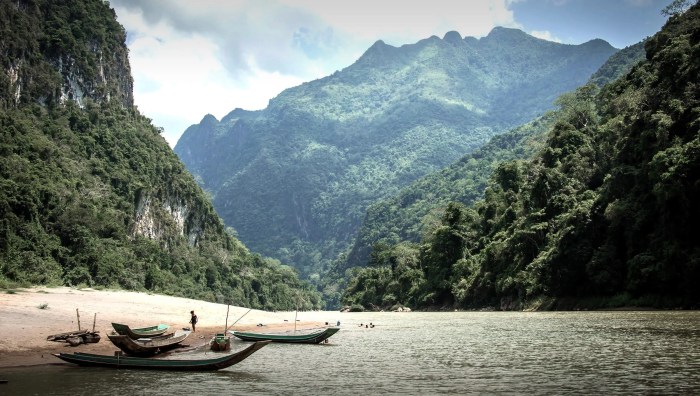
[107,330,190,356]
[228,327,340,344]
[52,341,270,371]
[210,333,231,351]
[112,323,170,339]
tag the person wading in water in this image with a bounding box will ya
[190,310,198,332]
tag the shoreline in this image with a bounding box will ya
[0,287,337,368]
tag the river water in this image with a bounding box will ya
[2,311,699,395]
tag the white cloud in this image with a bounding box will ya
[281,0,516,45]
[529,30,563,42]
[111,0,516,147]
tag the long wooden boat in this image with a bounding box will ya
[107,330,190,356]
[52,341,270,371]
[210,333,231,351]
[112,323,169,339]
[228,327,339,344]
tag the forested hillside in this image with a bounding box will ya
[342,3,700,311]
[0,0,320,310]
[175,28,616,283]
[340,41,648,278]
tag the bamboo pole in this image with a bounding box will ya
[76,308,81,331]
[294,308,298,333]
[294,293,299,333]
[224,304,230,332]
[225,308,252,332]
[92,313,97,332]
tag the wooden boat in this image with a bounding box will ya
[210,333,231,351]
[52,341,270,371]
[107,330,190,356]
[228,327,340,344]
[112,323,169,339]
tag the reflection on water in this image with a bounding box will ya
[3,311,699,395]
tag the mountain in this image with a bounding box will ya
[342,3,700,310]
[589,40,646,87]
[0,0,319,310]
[340,115,550,274]
[342,40,648,275]
[175,28,617,281]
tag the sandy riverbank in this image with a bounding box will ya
[0,287,340,368]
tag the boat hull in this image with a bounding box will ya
[112,323,170,339]
[107,331,190,356]
[229,327,339,344]
[53,341,270,371]
[210,334,231,351]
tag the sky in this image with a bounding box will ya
[109,0,671,147]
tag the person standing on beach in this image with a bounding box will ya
[190,310,198,332]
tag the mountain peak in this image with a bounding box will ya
[443,31,463,44]
[485,26,532,40]
[356,39,397,66]
[200,114,219,128]
[369,39,389,50]
[581,38,616,50]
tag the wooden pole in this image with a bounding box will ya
[294,309,298,333]
[92,313,97,332]
[224,304,230,332]
[225,308,252,332]
[294,294,299,333]
[76,308,81,331]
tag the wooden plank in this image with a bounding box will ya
[47,329,89,341]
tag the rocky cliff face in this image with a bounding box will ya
[0,0,133,109]
[1,0,209,250]
[133,190,206,248]
[52,49,133,108]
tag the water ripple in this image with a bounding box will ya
[4,311,699,395]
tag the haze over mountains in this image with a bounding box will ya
[175,27,617,281]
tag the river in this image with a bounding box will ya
[2,311,699,395]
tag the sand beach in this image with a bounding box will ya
[0,287,336,368]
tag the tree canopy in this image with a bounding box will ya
[341,3,700,310]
